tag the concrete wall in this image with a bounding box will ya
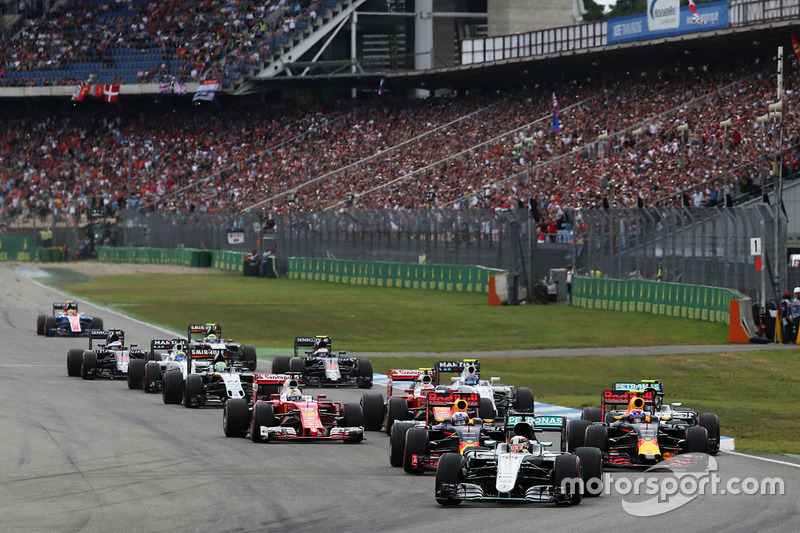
[488,0,579,36]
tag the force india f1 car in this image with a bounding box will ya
[271,336,372,388]
[66,329,145,380]
[38,301,103,337]
[184,324,258,371]
[434,415,603,506]
[562,381,720,467]
[222,374,364,443]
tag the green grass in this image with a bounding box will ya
[52,271,798,453]
[56,273,729,352]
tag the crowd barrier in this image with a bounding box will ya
[288,257,502,293]
[97,246,213,267]
[0,236,35,262]
[571,276,744,324]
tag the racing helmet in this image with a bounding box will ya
[463,373,479,386]
[286,388,302,401]
[452,411,469,426]
[205,334,218,344]
[628,409,645,421]
[175,350,186,362]
[509,435,530,453]
[106,333,122,348]
[214,361,226,373]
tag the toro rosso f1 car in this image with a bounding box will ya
[434,415,602,506]
[562,381,720,467]
[223,374,364,443]
[271,336,372,388]
[38,301,103,337]
[66,329,145,380]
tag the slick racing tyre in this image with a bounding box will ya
[67,348,84,377]
[581,407,602,423]
[36,315,46,335]
[127,358,145,390]
[514,387,534,412]
[356,359,373,389]
[342,403,364,443]
[563,419,591,452]
[81,351,97,380]
[390,421,414,467]
[435,453,464,506]
[699,413,720,454]
[686,425,710,454]
[223,398,250,438]
[184,374,203,408]
[385,397,410,436]
[584,424,609,452]
[144,362,161,393]
[45,315,56,337]
[360,393,385,432]
[91,317,103,330]
[403,427,430,475]
[162,370,184,404]
[271,355,290,374]
[241,344,258,372]
[289,357,304,374]
[575,447,603,497]
[251,403,275,442]
[554,454,583,505]
[479,397,496,419]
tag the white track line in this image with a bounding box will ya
[725,450,800,468]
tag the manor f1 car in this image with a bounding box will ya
[271,336,372,388]
[66,329,145,380]
[562,384,720,467]
[434,416,602,506]
[39,301,103,337]
[223,374,364,443]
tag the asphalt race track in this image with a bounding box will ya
[1,265,799,532]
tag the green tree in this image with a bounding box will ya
[583,0,607,21]
[607,0,647,18]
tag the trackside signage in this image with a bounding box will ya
[608,0,728,44]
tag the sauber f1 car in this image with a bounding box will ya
[434,415,602,506]
[66,329,145,380]
[562,381,720,467]
[389,391,507,475]
[433,360,534,418]
[39,301,103,337]
[271,336,372,388]
[223,374,364,443]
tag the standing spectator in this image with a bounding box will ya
[781,291,793,343]
[791,287,800,343]
[566,263,573,303]
[249,249,260,277]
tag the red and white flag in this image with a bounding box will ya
[103,84,120,103]
[71,85,90,101]
[688,0,698,14]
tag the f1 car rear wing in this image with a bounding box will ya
[53,301,78,314]
[426,391,481,423]
[150,339,186,353]
[186,345,226,360]
[294,336,335,356]
[601,389,658,417]
[434,360,480,385]
[612,380,663,393]
[504,413,562,439]
[387,368,435,397]
[253,373,298,385]
[89,329,124,349]
[188,323,221,342]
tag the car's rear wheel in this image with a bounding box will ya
[36,315,46,335]
[390,421,414,467]
[356,359,373,388]
[479,397,496,419]
[435,453,464,506]
[144,362,161,392]
[289,357,304,375]
[81,351,97,380]
[223,398,250,438]
[250,402,274,442]
[575,447,603,497]
[127,358,145,390]
[403,427,429,475]
[162,370,184,404]
[582,407,602,423]
[342,403,364,443]
[584,424,608,452]
[514,387,534,412]
[385,397,410,436]
[67,348,83,377]
[562,419,591,452]
[271,355,290,374]
[184,374,203,408]
[686,425,709,453]
[554,453,583,505]
[45,315,56,337]
[241,344,258,371]
[360,393,385,431]
[699,413,720,454]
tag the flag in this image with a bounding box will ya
[71,85,90,101]
[378,77,386,96]
[792,35,800,62]
[776,308,783,344]
[172,82,187,95]
[688,0,701,23]
[103,84,119,103]
[193,78,220,102]
[92,85,104,98]
[552,92,560,133]
[158,82,171,94]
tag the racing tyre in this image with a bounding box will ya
[289,357,304,374]
[390,422,414,467]
[146,350,158,362]
[271,355,290,374]
[342,403,364,443]
[699,413,720,454]
[686,425,709,454]
[162,370,184,404]
[554,453,583,505]
[360,393,385,431]
[575,447,603,497]
[45,315,56,337]
[584,424,608,452]
[403,427,429,475]
[514,387,534,412]
[604,411,618,424]
[36,315,46,335]
[356,359,373,389]
[81,351,97,380]
[563,419,591,452]
[435,453,464,506]
[250,402,275,442]
[184,374,203,408]
[385,397,410,436]
[144,362,161,393]
[223,398,250,438]
[581,407,602,423]
[92,317,103,330]
[241,344,258,371]
[67,348,84,377]
[479,397,496,419]
[127,358,145,390]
